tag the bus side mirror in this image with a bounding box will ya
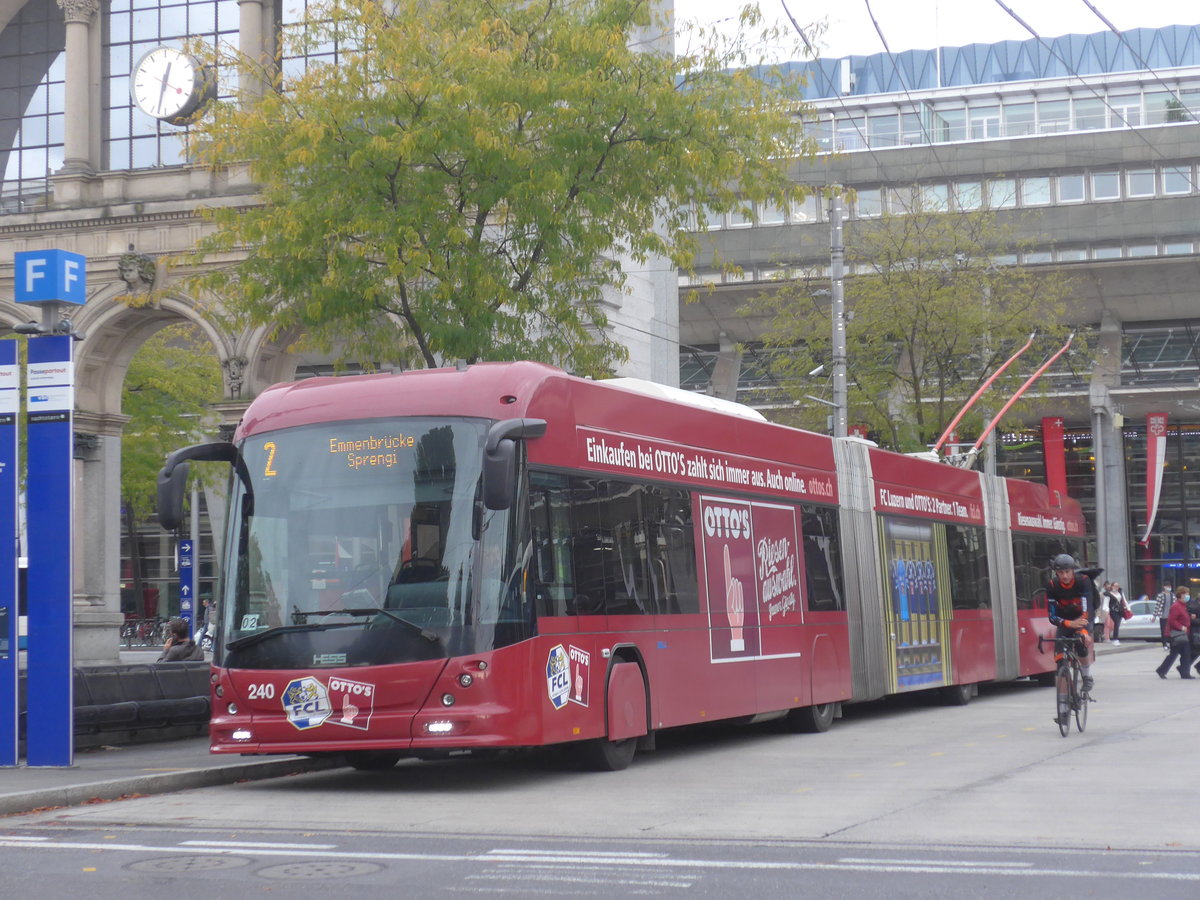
[482,418,547,511]
[157,441,238,530]
[157,462,190,531]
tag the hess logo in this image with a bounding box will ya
[703,505,750,539]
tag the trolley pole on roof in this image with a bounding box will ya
[829,190,848,438]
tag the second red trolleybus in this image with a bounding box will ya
[158,361,1084,770]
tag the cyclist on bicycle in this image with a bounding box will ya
[1046,554,1096,707]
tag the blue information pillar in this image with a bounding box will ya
[0,341,18,767]
[178,538,194,635]
[15,248,85,767]
[25,335,75,766]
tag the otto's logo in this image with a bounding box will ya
[568,645,590,707]
[546,645,570,710]
[282,676,331,730]
[703,504,750,539]
[328,676,375,730]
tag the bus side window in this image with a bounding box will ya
[1012,534,1066,610]
[568,477,657,617]
[946,523,991,609]
[801,503,845,612]
[528,471,576,618]
[649,487,698,615]
[568,478,617,614]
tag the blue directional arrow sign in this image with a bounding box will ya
[178,538,194,635]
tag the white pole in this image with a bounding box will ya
[830,191,848,438]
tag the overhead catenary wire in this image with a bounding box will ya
[1079,0,1200,122]
[989,0,1189,169]
[778,0,908,187]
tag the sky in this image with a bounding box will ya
[673,0,1198,59]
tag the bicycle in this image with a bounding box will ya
[119,616,138,649]
[133,616,165,647]
[1038,633,1092,737]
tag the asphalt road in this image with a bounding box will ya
[4,642,1199,898]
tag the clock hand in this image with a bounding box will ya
[157,62,172,115]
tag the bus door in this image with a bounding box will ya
[878,516,951,693]
[529,471,580,634]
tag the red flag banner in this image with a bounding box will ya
[1041,417,1067,499]
[1140,412,1168,546]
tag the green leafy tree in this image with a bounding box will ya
[750,204,1084,452]
[185,0,817,374]
[121,325,223,612]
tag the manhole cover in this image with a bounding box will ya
[256,860,383,880]
[128,856,252,873]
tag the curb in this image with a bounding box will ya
[0,755,344,818]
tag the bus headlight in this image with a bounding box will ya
[227,702,238,715]
[426,721,454,734]
[457,673,473,687]
[441,693,456,707]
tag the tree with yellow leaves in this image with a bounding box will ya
[187,0,818,374]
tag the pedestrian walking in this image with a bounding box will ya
[1188,590,1200,676]
[1105,582,1129,645]
[1078,565,1106,642]
[1154,582,1174,647]
[1156,587,1195,679]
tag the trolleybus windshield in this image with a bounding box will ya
[220,417,529,669]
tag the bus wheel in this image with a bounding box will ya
[941,683,974,706]
[1033,671,1056,687]
[579,737,637,772]
[785,702,836,733]
[344,750,403,771]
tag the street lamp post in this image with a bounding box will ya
[829,191,847,438]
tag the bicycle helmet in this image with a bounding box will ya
[1051,553,1076,570]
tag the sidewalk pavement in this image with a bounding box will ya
[0,640,1155,818]
[0,737,342,818]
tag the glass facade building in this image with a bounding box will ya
[682,24,1200,593]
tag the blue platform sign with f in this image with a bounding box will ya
[14,250,86,306]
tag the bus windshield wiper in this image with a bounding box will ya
[225,620,360,651]
[340,607,441,644]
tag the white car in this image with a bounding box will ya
[1117,597,1164,641]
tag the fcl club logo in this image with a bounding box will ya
[282,676,332,730]
[546,644,570,710]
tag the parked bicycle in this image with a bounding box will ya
[1039,634,1092,737]
[120,615,138,649]
[119,616,169,649]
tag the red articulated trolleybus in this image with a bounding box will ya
[157,361,1084,771]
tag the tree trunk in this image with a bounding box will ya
[123,499,147,618]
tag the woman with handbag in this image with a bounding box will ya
[1106,582,1130,645]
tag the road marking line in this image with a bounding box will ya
[840,857,1033,868]
[180,840,338,850]
[486,849,666,859]
[0,840,1196,882]
[468,872,693,888]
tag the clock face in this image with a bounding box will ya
[130,47,203,122]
